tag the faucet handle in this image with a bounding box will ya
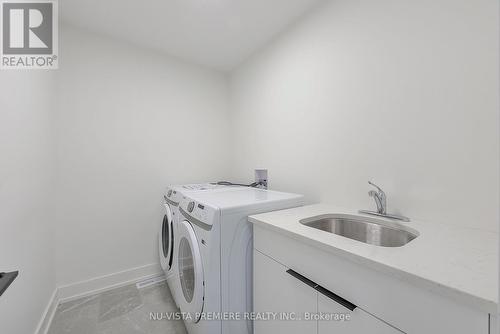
[368,181,384,195]
[367,181,387,214]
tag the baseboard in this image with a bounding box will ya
[35,263,163,334]
[35,288,59,334]
[57,263,163,303]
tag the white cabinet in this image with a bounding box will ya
[253,225,490,334]
[318,294,402,334]
[254,249,403,334]
[491,314,499,334]
[253,250,317,334]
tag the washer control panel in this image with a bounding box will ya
[179,196,218,227]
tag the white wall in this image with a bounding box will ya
[54,25,231,286]
[230,0,499,232]
[0,72,56,333]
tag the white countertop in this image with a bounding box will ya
[249,204,498,314]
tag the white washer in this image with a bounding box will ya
[159,183,239,307]
[175,188,304,334]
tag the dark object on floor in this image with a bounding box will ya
[0,271,19,297]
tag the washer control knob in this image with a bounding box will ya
[187,201,195,213]
[167,190,173,197]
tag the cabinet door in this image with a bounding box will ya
[253,250,317,334]
[491,314,499,334]
[318,293,403,334]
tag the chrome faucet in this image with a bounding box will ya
[367,181,386,214]
[359,181,410,222]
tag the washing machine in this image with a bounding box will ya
[159,183,239,307]
[175,187,304,334]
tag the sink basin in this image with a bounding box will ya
[300,214,418,247]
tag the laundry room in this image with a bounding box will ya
[0,1,498,334]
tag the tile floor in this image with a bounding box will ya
[47,281,187,334]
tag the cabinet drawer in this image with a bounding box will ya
[255,249,405,334]
[254,249,317,334]
[254,225,489,334]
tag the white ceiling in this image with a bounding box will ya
[61,0,324,71]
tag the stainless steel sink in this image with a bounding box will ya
[300,214,418,247]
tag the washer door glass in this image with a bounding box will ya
[159,203,173,271]
[179,237,195,302]
[177,220,204,323]
[161,214,170,258]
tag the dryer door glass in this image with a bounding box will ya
[179,237,195,302]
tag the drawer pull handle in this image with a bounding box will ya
[315,285,357,311]
[286,269,357,311]
[286,269,317,289]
